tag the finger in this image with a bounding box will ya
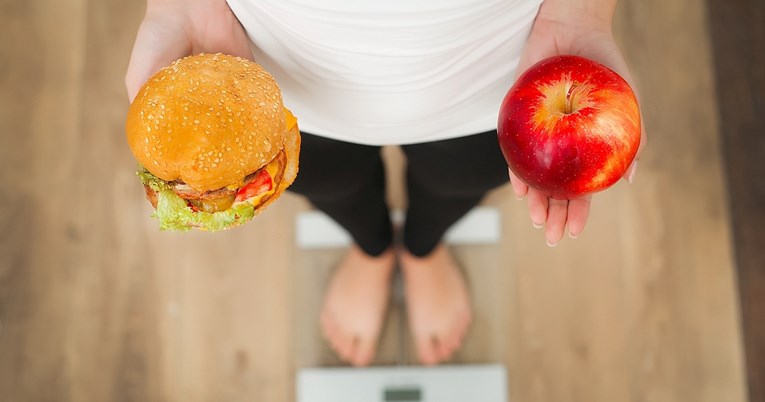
[197,5,254,61]
[125,17,191,101]
[622,160,639,183]
[508,168,529,199]
[545,198,568,247]
[566,195,592,238]
[527,188,549,228]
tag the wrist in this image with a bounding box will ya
[146,0,224,12]
[537,0,616,33]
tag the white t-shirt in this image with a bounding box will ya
[226,0,543,145]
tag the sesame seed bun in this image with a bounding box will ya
[126,53,289,192]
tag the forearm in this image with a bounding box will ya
[538,0,617,31]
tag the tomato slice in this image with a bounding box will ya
[234,169,273,203]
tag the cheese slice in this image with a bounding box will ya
[284,107,297,130]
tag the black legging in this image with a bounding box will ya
[288,130,510,257]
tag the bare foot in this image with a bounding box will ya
[400,245,472,365]
[320,245,396,366]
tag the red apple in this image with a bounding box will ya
[497,55,641,199]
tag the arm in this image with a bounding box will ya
[511,0,645,246]
[125,0,252,101]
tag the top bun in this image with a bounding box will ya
[126,53,288,192]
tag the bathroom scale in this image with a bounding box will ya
[297,364,508,402]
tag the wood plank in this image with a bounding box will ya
[706,0,765,400]
[0,0,89,400]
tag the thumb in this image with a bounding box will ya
[125,15,191,102]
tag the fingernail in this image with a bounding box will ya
[568,231,579,239]
[532,221,543,229]
[515,194,524,201]
[627,161,639,183]
[546,239,558,247]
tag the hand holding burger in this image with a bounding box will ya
[126,53,300,231]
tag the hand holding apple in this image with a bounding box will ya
[498,55,641,200]
[506,0,646,246]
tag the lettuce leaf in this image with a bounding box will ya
[137,168,172,192]
[136,167,255,232]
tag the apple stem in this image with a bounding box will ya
[565,83,578,114]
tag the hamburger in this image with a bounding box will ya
[126,53,300,231]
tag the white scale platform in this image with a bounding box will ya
[296,207,501,249]
[296,208,505,401]
[297,365,508,402]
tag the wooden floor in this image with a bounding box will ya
[0,0,750,401]
[706,0,765,399]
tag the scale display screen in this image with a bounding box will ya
[384,387,421,401]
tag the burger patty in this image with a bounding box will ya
[172,183,237,201]
[143,151,287,210]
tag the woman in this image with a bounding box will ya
[126,0,643,367]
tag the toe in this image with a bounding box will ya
[416,335,440,366]
[324,319,354,362]
[322,312,350,357]
[443,330,461,354]
[349,335,377,367]
[335,333,355,363]
[434,335,454,362]
[442,312,470,354]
